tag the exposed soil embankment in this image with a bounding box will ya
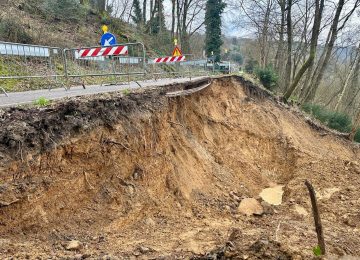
[0,76,359,259]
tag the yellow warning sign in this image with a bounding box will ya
[172,46,183,57]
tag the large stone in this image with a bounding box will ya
[294,205,308,216]
[65,240,82,251]
[238,198,264,216]
[259,185,284,206]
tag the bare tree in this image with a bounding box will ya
[302,0,360,103]
[284,0,325,100]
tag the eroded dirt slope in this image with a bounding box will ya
[0,76,359,259]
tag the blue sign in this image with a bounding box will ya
[101,32,117,47]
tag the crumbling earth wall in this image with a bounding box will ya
[0,76,359,259]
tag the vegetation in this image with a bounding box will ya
[254,66,278,91]
[41,0,87,22]
[355,129,360,143]
[204,0,226,62]
[302,103,352,133]
[313,245,322,256]
[131,0,143,25]
[230,0,360,133]
[34,97,51,107]
[231,53,244,65]
[244,58,259,74]
[122,89,130,95]
[0,18,33,44]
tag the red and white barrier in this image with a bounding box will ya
[77,46,128,58]
[153,56,186,63]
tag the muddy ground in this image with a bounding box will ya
[0,76,359,259]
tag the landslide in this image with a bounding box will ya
[0,76,359,259]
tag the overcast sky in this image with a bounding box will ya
[162,1,251,38]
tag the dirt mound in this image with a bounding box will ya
[192,229,292,260]
[0,76,359,259]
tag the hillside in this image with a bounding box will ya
[0,76,359,259]
[0,0,174,57]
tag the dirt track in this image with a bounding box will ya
[0,76,359,259]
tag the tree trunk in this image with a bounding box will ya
[259,0,272,68]
[171,0,176,40]
[284,0,325,100]
[284,0,293,92]
[274,0,286,71]
[344,51,360,115]
[143,0,147,23]
[97,0,106,12]
[335,44,360,111]
[303,0,345,103]
[349,110,360,141]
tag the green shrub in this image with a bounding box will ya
[327,112,352,133]
[255,66,278,91]
[41,0,87,22]
[0,18,33,44]
[231,53,243,65]
[244,58,258,74]
[302,103,352,133]
[354,129,360,143]
[302,103,331,123]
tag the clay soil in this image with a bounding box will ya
[0,76,359,259]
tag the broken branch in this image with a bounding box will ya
[305,180,326,255]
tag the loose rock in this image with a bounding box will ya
[261,201,274,215]
[139,246,150,254]
[259,185,284,206]
[238,198,263,216]
[65,240,82,251]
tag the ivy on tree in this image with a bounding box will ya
[132,0,143,25]
[205,0,226,62]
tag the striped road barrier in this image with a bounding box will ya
[76,45,128,58]
[152,56,186,63]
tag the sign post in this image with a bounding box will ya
[172,39,183,57]
[100,25,117,47]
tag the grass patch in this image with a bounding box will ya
[122,89,130,95]
[34,97,50,106]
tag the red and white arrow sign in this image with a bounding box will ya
[77,46,128,58]
[153,56,186,63]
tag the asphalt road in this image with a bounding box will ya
[0,77,207,107]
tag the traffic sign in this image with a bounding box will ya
[172,46,183,57]
[101,32,117,47]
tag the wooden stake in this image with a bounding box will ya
[305,180,326,255]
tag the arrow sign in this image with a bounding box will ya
[101,32,117,47]
[104,37,114,46]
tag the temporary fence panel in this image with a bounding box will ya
[63,43,146,84]
[149,55,210,80]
